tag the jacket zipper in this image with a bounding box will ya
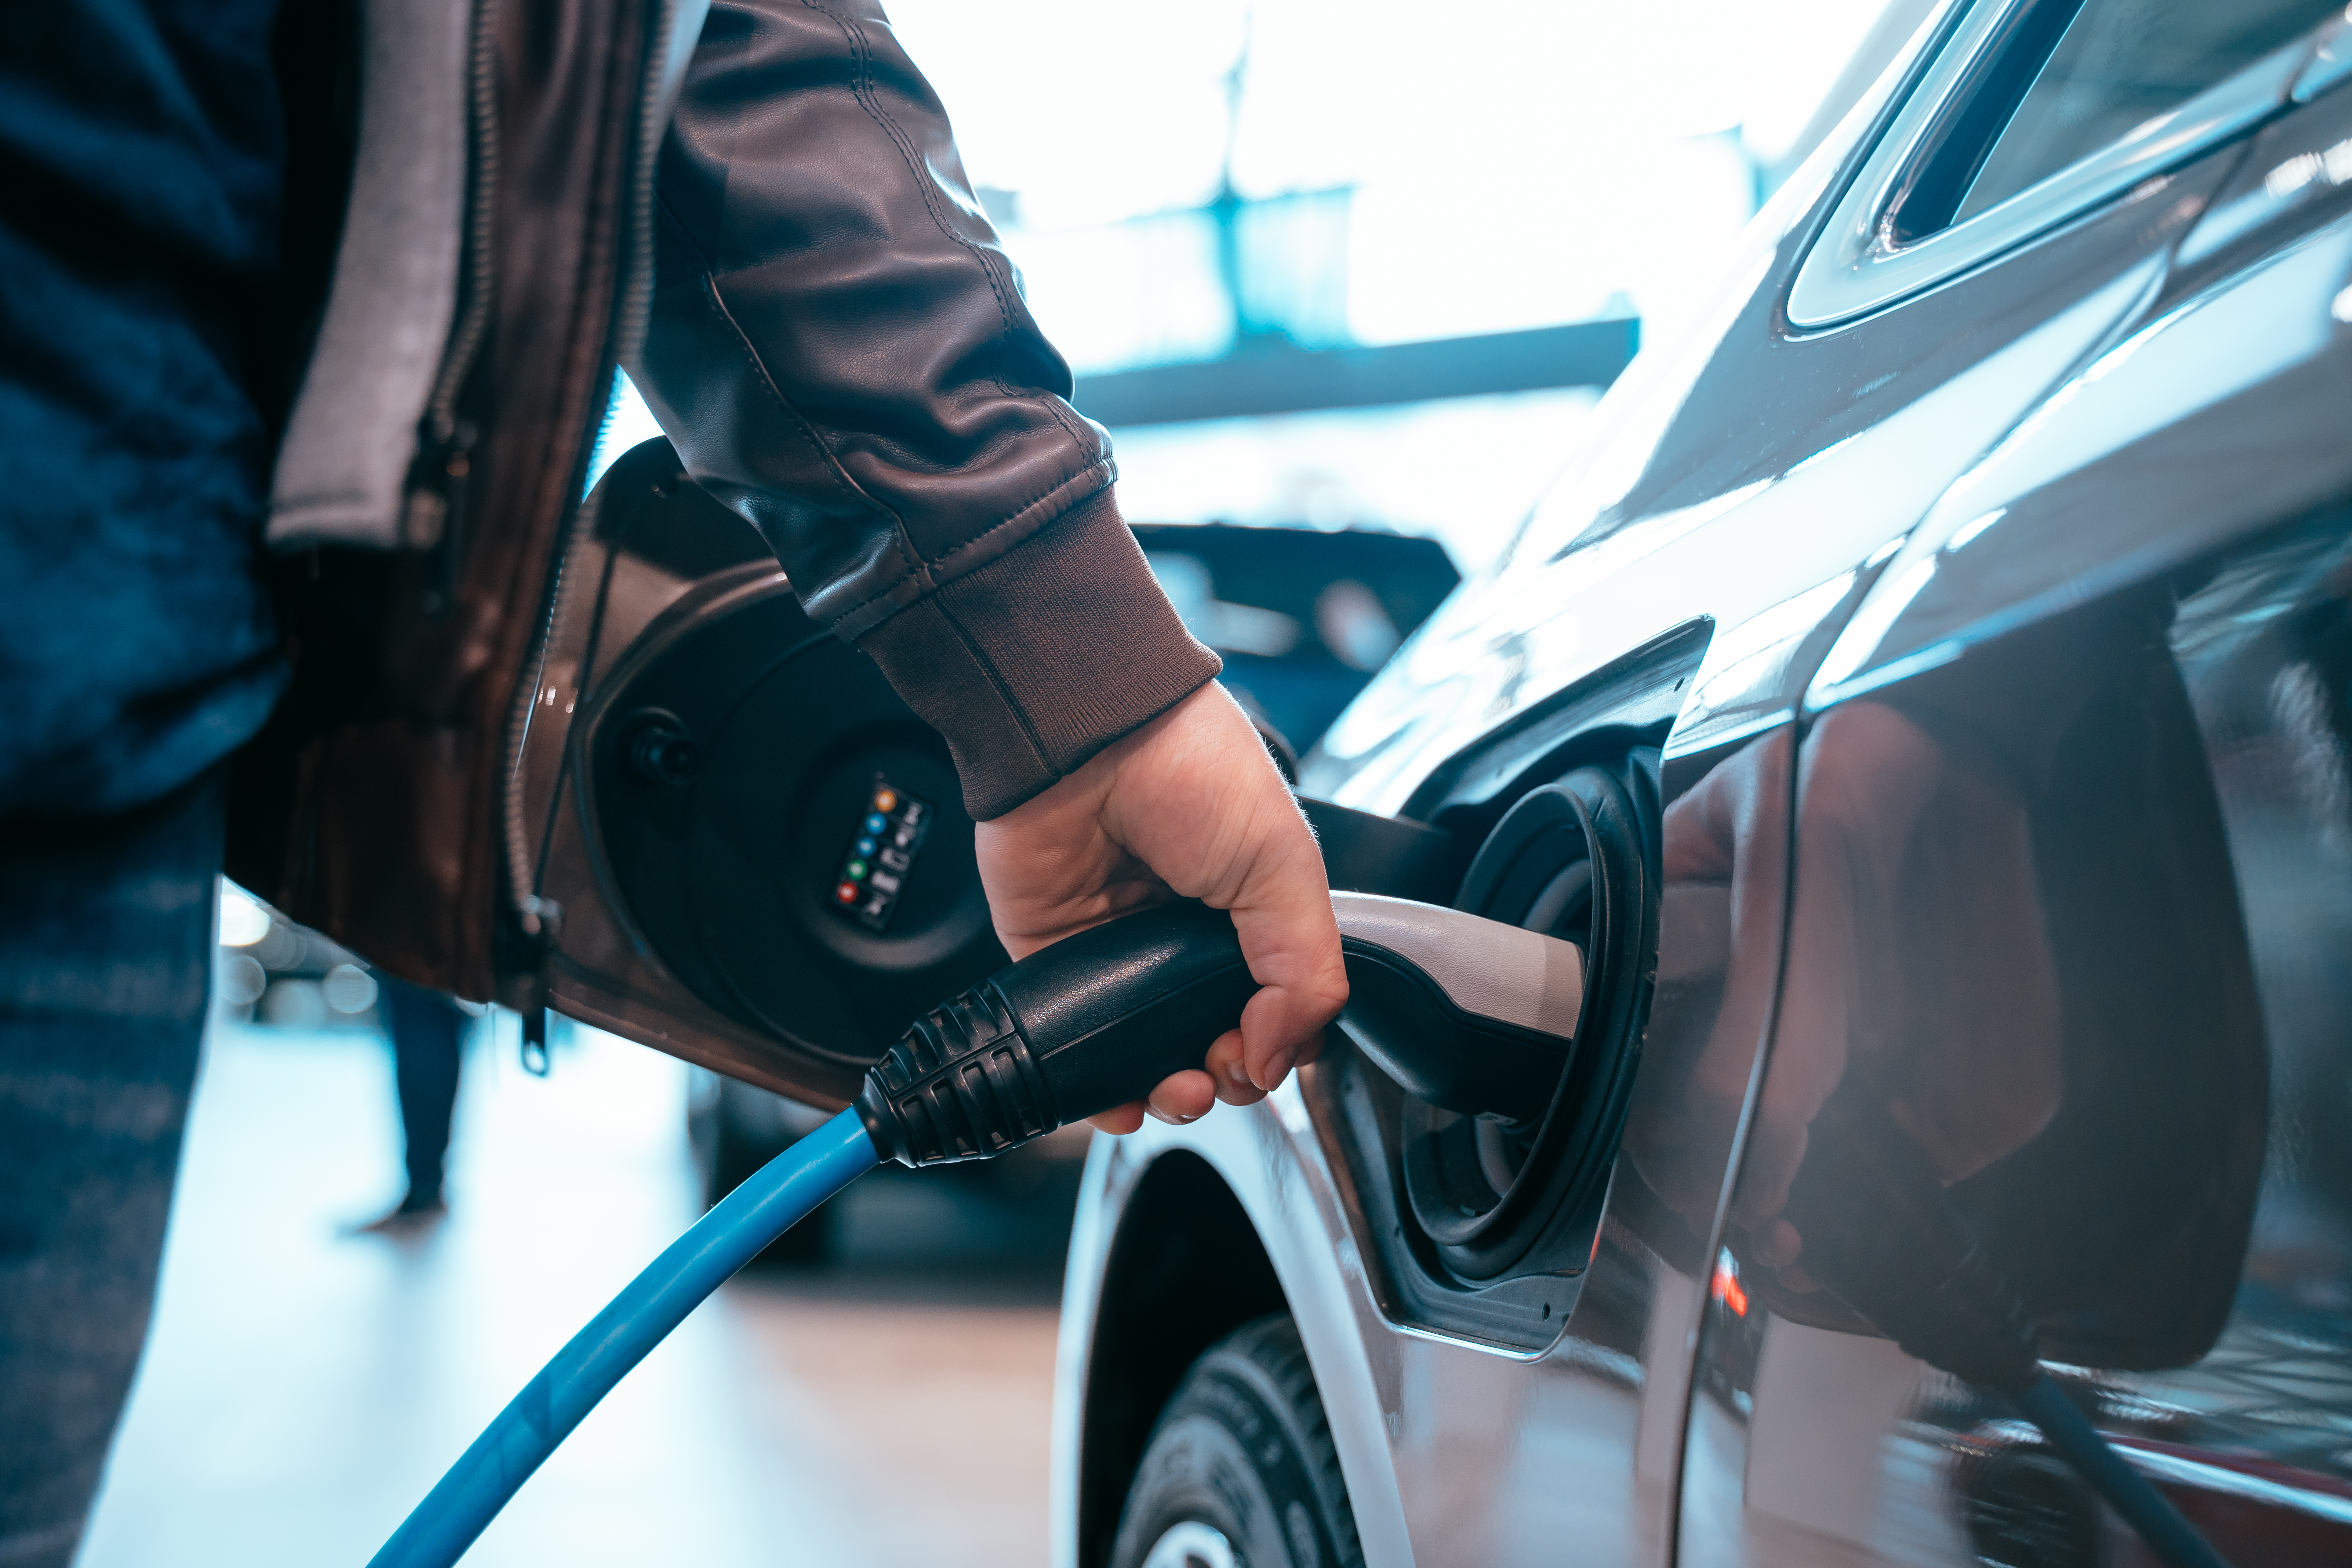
[404,0,503,579]
[499,0,682,1071]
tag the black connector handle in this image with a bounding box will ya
[855,903,1254,1165]
[852,894,1588,1166]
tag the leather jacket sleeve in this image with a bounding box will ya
[630,0,1220,819]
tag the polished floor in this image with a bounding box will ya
[78,1018,1068,1567]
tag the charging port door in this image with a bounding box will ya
[510,439,1011,1106]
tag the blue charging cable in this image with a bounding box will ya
[368,1107,879,1568]
[366,904,1260,1567]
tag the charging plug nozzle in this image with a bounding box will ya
[853,895,1588,1167]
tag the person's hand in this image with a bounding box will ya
[1626,705,2064,1290]
[974,682,1348,1134]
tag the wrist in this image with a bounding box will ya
[853,490,1220,820]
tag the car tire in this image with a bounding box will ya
[1109,1315,1363,1568]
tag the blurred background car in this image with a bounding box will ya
[1136,523,1458,757]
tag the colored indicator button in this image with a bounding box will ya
[846,860,869,880]
[864,813,887,834]
[835,882,859,903]
[873,788,898,812]
[855,837,876,856]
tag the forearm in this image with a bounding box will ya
[632,0,1217,818]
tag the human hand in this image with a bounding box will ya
[973,682,1348,1134]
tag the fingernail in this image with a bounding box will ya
[1226,1060,1252,1088]
[1255,1049,1295,1091]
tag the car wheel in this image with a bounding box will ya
[1109,1315,1362,1568]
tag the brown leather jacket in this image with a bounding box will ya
[230,0,1216,1004]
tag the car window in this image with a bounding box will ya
[1951,0,2342,225]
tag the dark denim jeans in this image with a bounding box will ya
[0,770,221,1568]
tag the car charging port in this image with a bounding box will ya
[1396,760,1659,1281]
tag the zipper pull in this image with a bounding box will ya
[521,1005,551,1076]
[514,894,564,1075]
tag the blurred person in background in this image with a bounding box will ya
[350,978,472,1234]
[0,3,1341,1563]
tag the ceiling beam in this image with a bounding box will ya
[1071,318,1639,428]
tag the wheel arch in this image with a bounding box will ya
[1073,1148,1289,1568]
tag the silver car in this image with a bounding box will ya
[1049,3,2352,1565]
[528,2,2352,1564]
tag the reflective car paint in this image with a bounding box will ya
[1303,82,2232,820]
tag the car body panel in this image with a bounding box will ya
[1682,516,2352,1567]
[1054,1088,1702,1568]
[1813,123,2352,707]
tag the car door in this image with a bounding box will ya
[1676,3,2352,1564]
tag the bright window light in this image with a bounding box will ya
[889,0,1920,363]
[218,881,272,947]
